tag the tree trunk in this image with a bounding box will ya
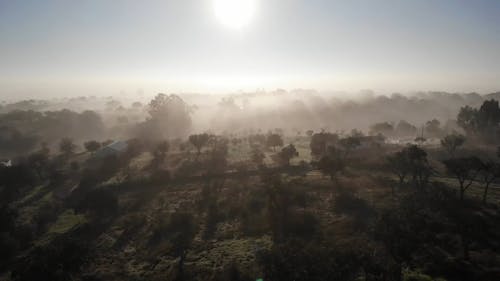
[177,252,186,281]
[195,148,201,161]
[483,182,490,204]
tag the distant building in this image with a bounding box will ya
[93,141,128,159]
[0,159,12,167]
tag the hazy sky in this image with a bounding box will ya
[1,0,500,97]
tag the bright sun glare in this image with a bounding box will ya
[214,0,257,29]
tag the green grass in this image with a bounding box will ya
[34,209,86,246]
[47,209,87,235]
[15,184,46,206]
[434,176,500,204]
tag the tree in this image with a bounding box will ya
[151,140,169,170]
[339,136,361,158]
[266,133,283,151]
[477,99,500,128]
[207,137,229,174]
[0,164,36,203]
[370,122,394,137]
[101,139,113,147]
[479,161,500,204]
[276,144,299,166]
[261,173,290,242]
[28,143,50,179]
[250,145,266,167]
[146,93,192,138]
[83,140,101,154]
[0,126,39,155]
[425,119,442,137]
[315,146,345,182]
[386,150,411,193]
[59,138,76,156]
[405,145,433,189]
[305,130,314,137]
[457,105,478,134]
[387,145,433,190]
[440,134,465,158]
[149,212,197,278]
[309,132,338,159]
[457,100,500,142]
[395,120,417,137]
[374,208,420,281]
[442,157,483,201]
[189,133,211,160]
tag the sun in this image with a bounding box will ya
[214,0,257,29]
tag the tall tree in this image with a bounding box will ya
[147,93,192,138]
[442,157,483,201]
[479,161,500,204]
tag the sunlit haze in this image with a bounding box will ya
[1,0,500,97]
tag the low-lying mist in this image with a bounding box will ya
[1,89,499,157]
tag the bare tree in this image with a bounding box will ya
[442,157,482,201]
[479,161,500,204]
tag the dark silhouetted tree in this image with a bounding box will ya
[149,212,197,279]
[479,161,500,204]
[28,143,50,179]
[84,140,101,154]
[309,132,338,159]
[442,157,482,201]
[339,136,361,158]
[315,146,345,182]
[189,133,211,160]
[266,133,283,151]
[250,145,266,167]
[277,144,298,166]
[59,138,76,156]
[151,140,169,170]
[370,122,394,137]
[147,93,192,138]
[425,119,442,137]
[395,120,417,137]
[440,134,465,158]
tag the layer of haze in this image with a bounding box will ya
[1,0,500,98]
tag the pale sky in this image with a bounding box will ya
[1,0,500,97]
